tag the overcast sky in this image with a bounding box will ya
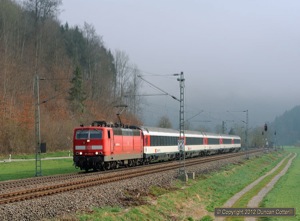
[59,0,300,130]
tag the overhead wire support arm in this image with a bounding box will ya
[137,75,180,101]
[184,110,204,123]
[39,89,70,105]
[124,93,167,97]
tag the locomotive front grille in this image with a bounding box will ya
[75,145,86,150]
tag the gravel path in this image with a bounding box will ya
[245,153,296,221]
[215,153,295,221]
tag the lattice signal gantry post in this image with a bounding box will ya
[177,72,186,175]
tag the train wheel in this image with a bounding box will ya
[105,162,111,170]
[111,161,116,170]
[129,160,136,167]
[100,162,107,171]
[132,159,137,167]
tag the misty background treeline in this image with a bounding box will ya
[0,0,298,155]
[0,0,142,154]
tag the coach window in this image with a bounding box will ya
[208,138,219,145]
[108,130,111,139]
[223,139,231,144]
[151,136,157,146]
[159,136,163,146]
[234,139,241,144]
[174,137,178,145]
[155,136,159,146]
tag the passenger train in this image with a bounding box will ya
[73,121,241,171]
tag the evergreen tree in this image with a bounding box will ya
[69,66,86,113]
[228,128,235,135]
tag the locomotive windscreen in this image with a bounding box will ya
[75,129,102,139]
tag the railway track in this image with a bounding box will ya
[0,168,125,192]
[0,149,262,205]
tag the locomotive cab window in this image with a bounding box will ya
[90,130,102,139]
[75,129,102,139]
[75,130,89,139]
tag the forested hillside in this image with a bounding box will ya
[0,0,142,154]
[272,105,300,146]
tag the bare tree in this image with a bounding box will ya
[114,49,130,100]
[82,22,103,81]
[23,0,62,76]
[158,115,173,128]
[114,50,143,117]
[125,65,142,116]
[23,0,62,21]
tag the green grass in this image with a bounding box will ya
[259,147,300,221]
[77,151,288,221]
[0,158,77,181]
[0,150,72,160]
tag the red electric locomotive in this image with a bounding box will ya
[73,121,143,171]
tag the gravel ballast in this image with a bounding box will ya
[0,154,258,221]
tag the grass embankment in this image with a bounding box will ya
[0,151,77,181]
[77,151,288,221]
[0,150,71,160]
[259,147,300,221]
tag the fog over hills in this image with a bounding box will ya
[272,105,300,145]
[60,0,300,133]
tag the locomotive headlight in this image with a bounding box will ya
[79,152,83,155]
[87,139,90,143]
[95,152,99,155]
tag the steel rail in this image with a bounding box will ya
[0,149,263,205]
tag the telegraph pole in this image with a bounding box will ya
[34,75,42,176]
